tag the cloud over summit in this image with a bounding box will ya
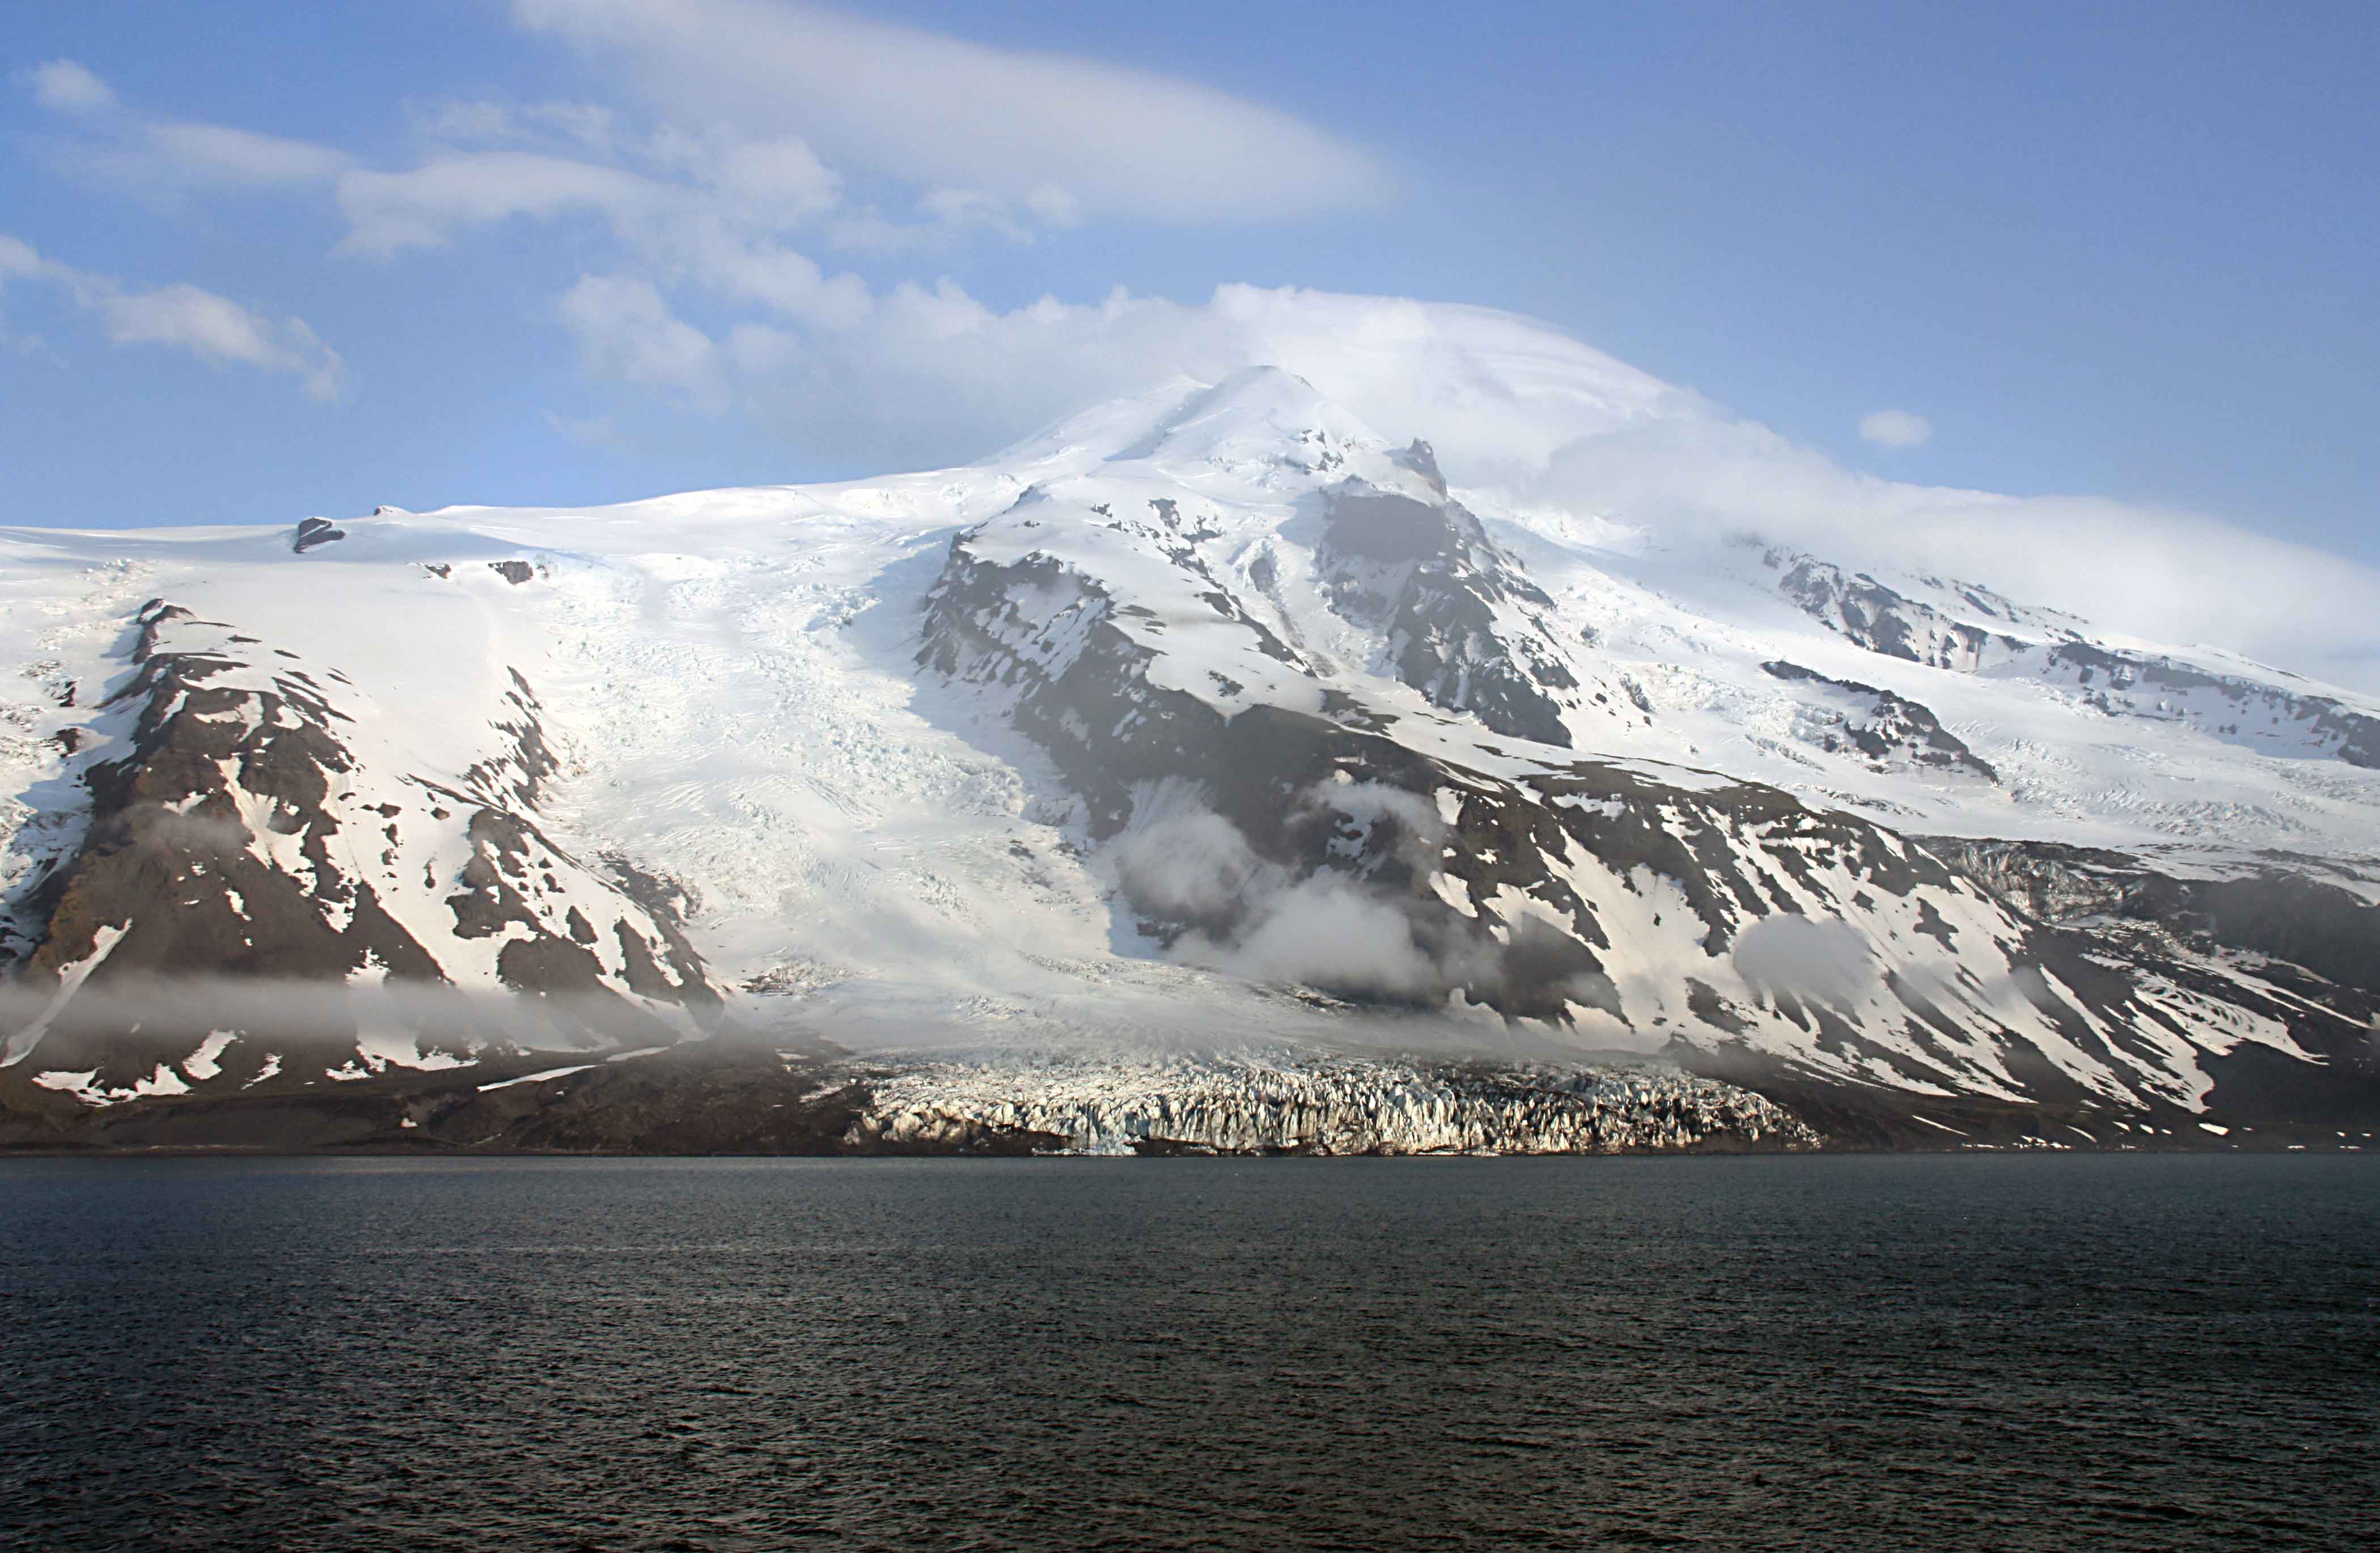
[11,10,2376,696]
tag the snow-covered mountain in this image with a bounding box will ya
[5,366,2377,1150]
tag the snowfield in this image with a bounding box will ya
[3,364,2379,1140]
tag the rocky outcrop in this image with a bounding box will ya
[1760,660,1997,780]
[0,600,721,1097]
[290,518,345,554]
[2026,645,2380,768]
[1312,477,1586,748]
[1771,555,2039,671]
[1925,835,2380,997]
[1769,553,2380,769]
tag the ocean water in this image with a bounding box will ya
[1,1154,2374,1552]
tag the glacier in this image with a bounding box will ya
[3,361,2378,1151]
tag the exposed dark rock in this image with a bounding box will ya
[1771,555,2034,670]
[1388,438,1449,497]
[920,531,2380,1128]
[1761,660,1998,780]
[11,603,450,1088]
[602,854,719,1013]
[1926,836,2380,997]
[2034,644,2380,768]
[291,518,346,554]
[1312,480,1580,747]
[2,600,725,1091]
[1771,553,2380,769]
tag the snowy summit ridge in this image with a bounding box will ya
[4,358,2378,1150]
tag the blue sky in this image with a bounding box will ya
[2,0,2374,568]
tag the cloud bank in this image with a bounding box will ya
[528,268,2380,689]
[512,0,1394,223]
[0,234,345,399]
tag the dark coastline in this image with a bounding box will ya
[4,1039,2370,1157]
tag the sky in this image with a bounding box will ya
[2,1,2375,670]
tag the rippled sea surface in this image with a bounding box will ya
[3,1156,2375,1551]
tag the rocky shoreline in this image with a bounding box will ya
[3,1040,2369,1157]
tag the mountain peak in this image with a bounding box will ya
[1112,365,1380,467]
[7,385,2380,1149]
[990,366,1390,488]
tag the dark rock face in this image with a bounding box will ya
[1769,552,2380,769]
[921,544,1204,837]
[1312,480,1583,748]
[1760,661,1998,780]
[9,602,447,1090]
[1772,555,2034,670]
[291,519,345,554]
[2028,645,2380,768]
[1921,836,2380,1128]
[0,599,721,1097]
[0,1043,858,1156]
[1926,836,2380,997]
[918,528,2380,1124]
[918,526,2380,1127]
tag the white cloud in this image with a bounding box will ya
[337,151,658,254]
[395,104,841,232]
[0,232,345,399]
[329,137,876,331]
[1025,184,1082,230]
[1858,408,1933,448]
[598,280,1692,488]
[1104,779,1444,998]
[336,147,871,329]
[28,60,116,115]
[23,62,352,199]
[557,273,721,399]
[147,122,352,188]
[672,221,871,328]
[1212,876,1439,998]
[704,137,840,228]
[96,283,345,399]
[917,187,1033,243]
[413,98,629,156]
[512,0,1394,221]
[0,235,45,281]
[519,271,2380,689]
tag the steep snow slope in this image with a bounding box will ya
[3,367,2378,1138]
